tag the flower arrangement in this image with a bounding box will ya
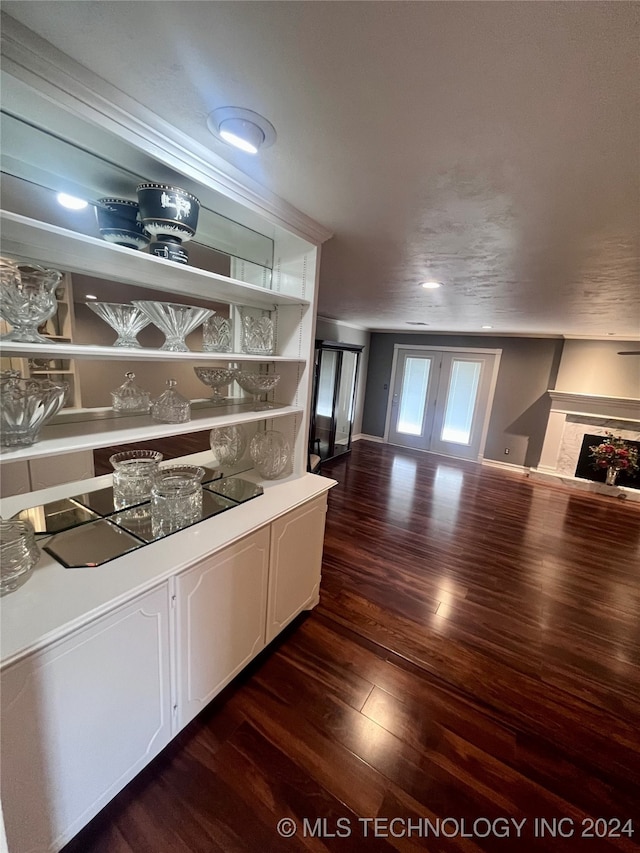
[589,433,639,476]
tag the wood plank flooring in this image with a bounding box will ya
[64,441,640,852]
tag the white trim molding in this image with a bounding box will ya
[547,391,640,423]
[481,459,528,474]
[353,434,384,443]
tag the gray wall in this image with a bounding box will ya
[315,317,370,437]
[362,333,564,467]
[555,339,640,396]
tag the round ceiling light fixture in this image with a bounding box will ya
[207,107,277,155]
[57,193,88,210]
[421,280,442,289]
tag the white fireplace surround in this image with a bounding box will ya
[531,391,640,502]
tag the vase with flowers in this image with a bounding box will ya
[588,433,639,486]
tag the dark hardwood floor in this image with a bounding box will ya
[64,441,640,852]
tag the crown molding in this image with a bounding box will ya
[0,13,333,246]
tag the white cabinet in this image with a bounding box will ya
[266,494,328,643]
[175,527,270,729]
[0,583,172,853]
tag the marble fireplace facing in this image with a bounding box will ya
[530,391,640,502]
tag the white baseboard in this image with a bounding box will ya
[352,434,384,443]
[481,458,528,474]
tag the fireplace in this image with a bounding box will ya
[530,391,640,501]
[574,433,640,490]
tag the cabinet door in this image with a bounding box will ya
[175,528,270,729]
[1,584,172,853]
[266,494,328,643]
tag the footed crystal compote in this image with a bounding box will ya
[194,366,238,405]
[88,301,151,348]
[235,371,281,411]
[0,261,62,343]
[133,301,214,352]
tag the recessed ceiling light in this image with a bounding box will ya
[85,294,97,300]
[421,281,442,289]
[207,107,277,154]
[406,321,429,325]
[57,193,88,210]
[481,325,493,329]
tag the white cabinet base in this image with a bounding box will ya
[175,528,270,730]
[1,584,172,853]
[267,494,328,643]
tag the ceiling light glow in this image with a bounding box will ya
[481,325,493,329]
[57,193,88,210]
[85,294,97,300]
[207,107,276,154]
[421,281,442,289]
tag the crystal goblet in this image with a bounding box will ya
[0,261,62,343]
[133,301,214,352]
[0,370,68,447]
[194,366,238,405]
[235,371,281,410]
[88,301,151,348]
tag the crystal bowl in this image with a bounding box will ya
[0,261,62,343]
[1,518,40,596]
[0,370,68,446]
[239,309,274,355]
[133,301,214,352]
[209,425,247,467]
[194,367,238,404]
[88,301,151,348]
[249,430,290,480]
[236,371,281,410]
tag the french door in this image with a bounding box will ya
[386,347,500,461]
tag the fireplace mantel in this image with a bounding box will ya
[548,391,640,422]
[530,390,640,502]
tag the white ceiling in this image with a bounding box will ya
[3,1,639,338]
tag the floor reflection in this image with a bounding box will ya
[386,454,417,524]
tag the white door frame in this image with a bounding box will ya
[383,345,502,461]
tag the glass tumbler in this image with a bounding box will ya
[151,465,205,537]
[110,450,163,512]
[1,518,40,596]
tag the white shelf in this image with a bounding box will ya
[0,404,303,463]
[0,340,305,364]
[0,212,311,309]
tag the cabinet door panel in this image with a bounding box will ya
[1,584,172,853]
[267,495,328,643]
[175,528,269,729]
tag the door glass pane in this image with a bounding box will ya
[397,357,431,435]
[334,351,357,452]
[316,351,338,417]
[441,360,481,444]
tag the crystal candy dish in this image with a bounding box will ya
[194,366,238,404]
[110,372,151,414]
[88,301,151,348]
[0,370,68,447]
[133,301,214,352]
[235,371,281,410]
[151,379,191,423]
[0,259,62,344]
[249,430,290,480]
